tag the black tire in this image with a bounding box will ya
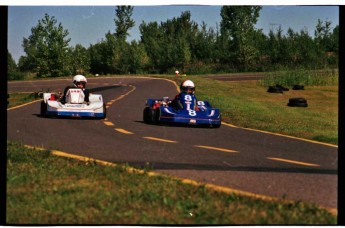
[276,84,289,91]
[40,101,47,117]
[289,98,307,103]
[287,97,308,107]
[211,123,221,128]
[152,108,160,123]
[288,102,308,107]
[293,85,305,90]
[267,86,283,93]
[101,103,107,119]
[143,107,152,123]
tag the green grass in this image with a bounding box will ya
[164,74,338,145]
[7,92,42,108]
[6,141,337,224]
[259,68,338,87]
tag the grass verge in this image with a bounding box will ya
[159,74,338,145]
[259,68,338,87]
[7,92,42,108]
[6,141,337,224]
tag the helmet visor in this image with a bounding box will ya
[187,87,195,91]
[76,82,86,87]
[182,86,195,93]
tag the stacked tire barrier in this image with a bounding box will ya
[287,97,308,107]
[267,84,289,93]
[267,84,308,108]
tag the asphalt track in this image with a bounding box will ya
[7,76,338,212]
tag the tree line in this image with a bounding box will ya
[8,6,339,80]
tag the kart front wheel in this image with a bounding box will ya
[212,123,221,128]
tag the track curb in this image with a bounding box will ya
[23,144,338,216]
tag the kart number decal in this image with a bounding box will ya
[184,95,193,110]
[185,101,192,110]
[188,110,197,116]
[185,95,193,101]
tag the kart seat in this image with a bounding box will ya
[65,88,85,104]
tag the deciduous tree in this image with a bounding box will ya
[22,13,71,77]
[114,6,135,41]
[220,6,262,70]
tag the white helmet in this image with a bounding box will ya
[180,80,195,93]
[73,75,87,87]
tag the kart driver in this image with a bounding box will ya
[170,80,198,111]
[60,75,90,105]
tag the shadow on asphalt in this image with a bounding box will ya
[134,120,221,129]
[123,161,337,175]
[33,114,104,120]
[88,85,122,93]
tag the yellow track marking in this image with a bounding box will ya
[7,99,42,111]
[221,122,337,148]
[24,145,117,167]
[118,95,125,99]
[103,121,114,126]
[105,84,136,105]
[23,144,338,216]
[115,128,134,134]
[143,137,177,143]
[267,157,320,167]
[123,76,180,92]
[221,122,239,128]
[195,145,238,153]
[101,84,136,130]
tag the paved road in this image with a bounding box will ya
[7,76,338,210]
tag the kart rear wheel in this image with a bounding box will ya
[212,123,221,128]
[102,103,107,119]
[152,108,160,123]
[143,107,152,123]
[40,101,47,117]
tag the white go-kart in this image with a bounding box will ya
[40,88,106,119]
